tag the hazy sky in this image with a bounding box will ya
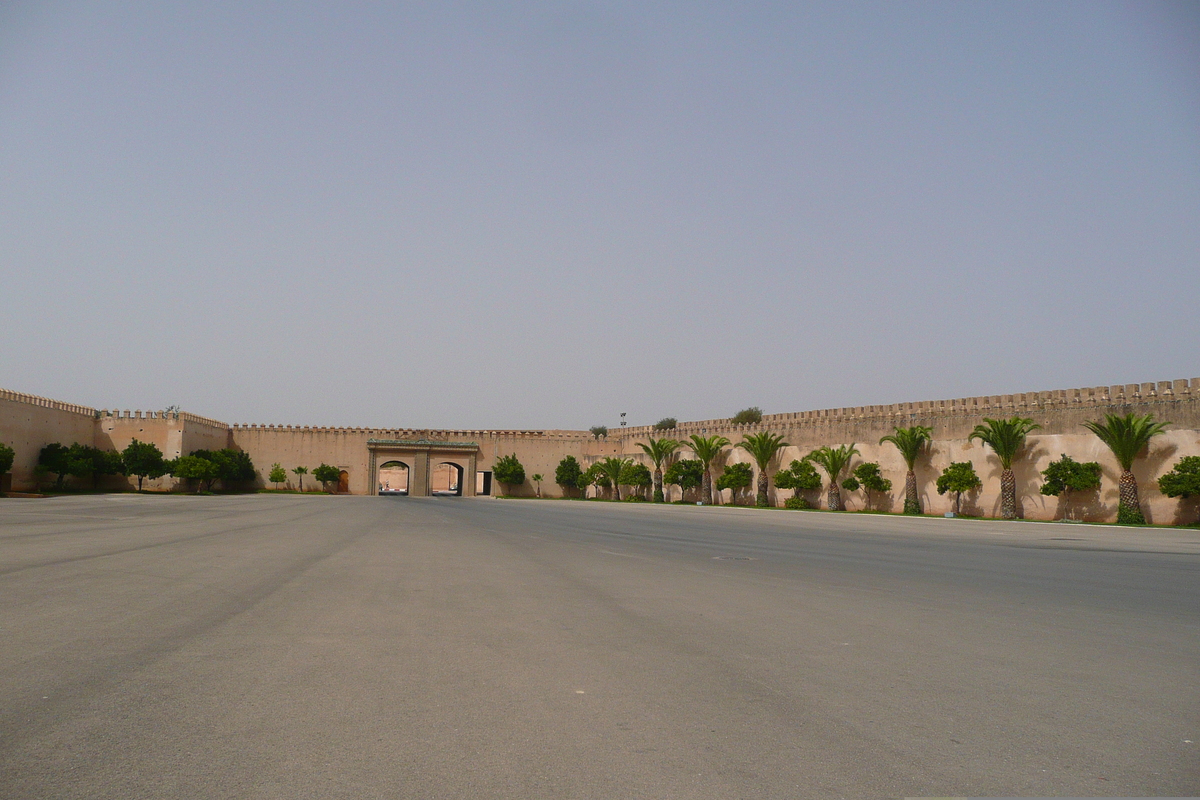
[2,1,1197,430]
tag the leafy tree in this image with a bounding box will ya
[686,434,731,505]
[268,463,287,489]
[579,464,610,499]
[716,462,753,505]
[191,448,256,489]
[555,456,584,497]
[619,462,652,499]
[123,439,167,491]
[595,457,632,501]
[736,431,789,507]
[879,425,932,514]
[936,461,982,515]
[66,443,124,490]
[968,417,1041,520]
[172,454,219,492]
[292,465,308,492]
[531,473,544,497]
[653,417,677,431]
[850,461,892,511]
[731,407,763,425]
[312,463,341,493]
[773,459,822,505]
[38,443,72,490]
[663,459,704,502]
[805,444,861,511]
[492,454,526,495]
[589,426,608,440]
[636,436,680,502]
[1083,412,1169,525]
[0,443,14,479]
[1158,456,1200,525]
[1039,454,1102,521]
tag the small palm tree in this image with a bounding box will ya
[879,425,932,515]
[531,473,544,497]
[805,444,860,511]
[686,434,731,505]
[636,436,681,503]
[736,431,789,507]
[968,417,1040,519]
[595,457,632,501]
[292,465,308,493]
[1083,412,1169,525]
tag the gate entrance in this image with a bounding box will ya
[432,462,465,496]
[367,439,479,497]
[378,461,410,495]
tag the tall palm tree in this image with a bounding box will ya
[1083,412,1169,525]
[879,425,933,515]
[968,417,1040,519]
[595,457,632,501]
[686,434,731,505]
[736,431,789,507]
[636,436,681,503]
[805,445,860,511]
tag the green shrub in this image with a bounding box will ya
[784,496,811,510]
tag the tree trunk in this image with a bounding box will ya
[756,471,769,507]
[1118,470,1145,524]
[653,468,664,503]
[137,475,143,492]
[1000,469,1017,519]
[955,490,962,515]
[701,468,712,505]
[903,470,920,515]
[827,481,842,511]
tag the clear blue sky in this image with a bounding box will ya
[1,1,1197,430]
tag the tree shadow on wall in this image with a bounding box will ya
[1168,496,1200,527]
[1137,442,1179,525]
[1051,488,1105,522]
[983,441,1049,519]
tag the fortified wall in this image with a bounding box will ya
[610,379,1200,524]
[1,378,1197,523]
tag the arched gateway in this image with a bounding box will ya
[367,438,480,497]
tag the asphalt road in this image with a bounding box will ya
[1,495,1197,799]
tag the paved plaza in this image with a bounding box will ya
[1,495,1197,798]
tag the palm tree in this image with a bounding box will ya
[636,436,681,503]
[1083,412,1169,525]
[292,465,308,493]
[686,434,731,505]
[968,417,1040,519]
[595,457,632,501]
[736,431,789,507]
[805,444,860,511]
[879,425,933,515]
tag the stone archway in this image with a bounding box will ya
[378,460,410,495]
[368,438,479,497]
[432,462,465,496]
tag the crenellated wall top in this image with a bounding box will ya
[613,377,1200,439]
[0,387,96,417]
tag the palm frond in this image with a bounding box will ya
[879,425,932,470]
[804,444,860,481]
[687,434,730,466]
[735,432,789,470]
[1082,412,1169,471]
[967,417,1040,469]
[636,436,681,468]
